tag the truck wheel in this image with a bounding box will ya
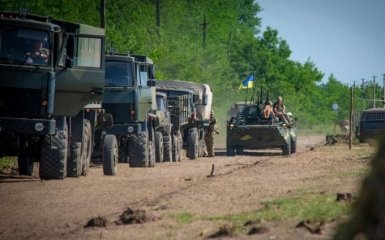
[226,146,235,156]
[188,129,199,160]
[103,134,118,175]
[40,122,68,180]
[163,134,172,162]
[155,131,164,163]
[177,131,183,161]
[129,132,149,167]
[236,147,244,155]
[81,120,92,176]
[290,137,297,154]
[172,134,179,162]
[17,154,34,176]
[119,140,129,163]
[67,142,82,177]
[282,140,291,156]
[148,129,156,168]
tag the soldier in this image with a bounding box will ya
[205,110,217,157]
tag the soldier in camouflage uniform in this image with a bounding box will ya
[205,110,217,157]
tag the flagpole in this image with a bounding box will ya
[251,73,256,104]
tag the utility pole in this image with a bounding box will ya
[382,73,385,108]
[156,0,160,28]
[201,15,209,49]
[373,76,376,108]
[100,0,105,29]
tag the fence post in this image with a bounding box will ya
[349,86,353,150]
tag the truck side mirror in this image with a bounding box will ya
[147,79,156,87]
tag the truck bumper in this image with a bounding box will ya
[0,117,56,135]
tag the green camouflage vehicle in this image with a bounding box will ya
[226,103,296,156]
[0,11,105,179]
[98,53,157,175]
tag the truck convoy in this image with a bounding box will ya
[0,11,105,179]
[156,80,213,160]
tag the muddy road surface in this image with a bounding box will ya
[0,135,373,239]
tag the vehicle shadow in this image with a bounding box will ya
[214,148,282,157]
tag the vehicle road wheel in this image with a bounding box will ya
[148,129,156,168]
[163,134,172,162]
[188,129,199,160]
[103,134,118,176]
[40,122,68,180]
[290,137,297,154]
[17,154,34,176]
[67,142,82,177]
[129,132,149,167]
[282,140,291,156]
[81,120,92,176]
[155,131,164,163]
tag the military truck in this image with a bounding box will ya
[99,53,157,175]
[357,108,385,144]
[154,92,173,162]
[226,103,296,156]
[0,11,105,179]
[156,80,213,160]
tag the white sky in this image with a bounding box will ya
[257,0,385,86]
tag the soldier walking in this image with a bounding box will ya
[205,110,217,157]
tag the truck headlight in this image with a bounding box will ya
[35,122,44,132]
[127,126,134,133]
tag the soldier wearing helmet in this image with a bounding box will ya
[205,110,217,157]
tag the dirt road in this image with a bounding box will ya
[0,135,373,240]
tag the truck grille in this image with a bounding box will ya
[0,87,42,118]
[103,103,134,124]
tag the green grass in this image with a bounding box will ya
[167,193,352,237]
[168,211,195,224]
[0,156,16,170]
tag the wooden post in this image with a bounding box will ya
[349,86,353,150]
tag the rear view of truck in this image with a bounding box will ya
[0,11,105,179]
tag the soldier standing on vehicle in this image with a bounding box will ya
[205,110,217,157]
[273,96,290,125]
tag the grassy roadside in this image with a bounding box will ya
[0,156,17,173]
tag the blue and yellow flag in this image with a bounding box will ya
[239,74,254,90]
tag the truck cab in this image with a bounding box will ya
[0,11,105,179]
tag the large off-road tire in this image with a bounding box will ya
[128,132,149,167]
[172,132,182,162]
[67,142,82,177]
[282,140,291,156]
[188,129,199,160]
[17,154,34,176]
[163,134,172,162]
[81,120,92,176]
[148,129,156,168]
[103,134,118,176]
[119,140,129,163]
[155,131,164,163]
[40,122,68,180]
[226,145,235,156]
[290,137,297,154]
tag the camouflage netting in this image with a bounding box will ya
[334,135,385,239]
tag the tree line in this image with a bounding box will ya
[3,0,378,130]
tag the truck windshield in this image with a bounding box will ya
[105,61,133,86]
[0,27,50,66]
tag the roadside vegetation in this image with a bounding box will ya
[3,0,380,131]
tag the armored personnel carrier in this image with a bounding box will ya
[226,103,296,156]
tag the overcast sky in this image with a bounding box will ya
[257,0,385,86]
